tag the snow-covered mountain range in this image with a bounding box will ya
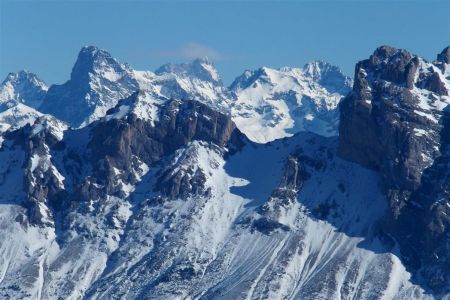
[0,45,449,300]
[1,45,351,142]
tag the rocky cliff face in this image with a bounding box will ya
[11,95,242,228]
[339,45,450,293]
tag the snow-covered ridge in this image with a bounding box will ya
[0,101,43,137]
[104,90,165,126]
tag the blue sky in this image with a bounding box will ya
[1,0,449,85]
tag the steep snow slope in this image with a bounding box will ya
[84,135,427,300]
[0,109,429,299]
[230,61,352,143]
[0,101,43,136]
[0,97,240,299]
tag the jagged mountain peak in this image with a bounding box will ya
[303,60,352,94]
[371,44,418,61]
[39,46,139,128]
[302,60,346,78]
[155,57,221,84]
[2,70,46,86]
[0,70,48,108]
[229,62,352,143]
[367,45,421,71]
[70,45,132,82]
[435,45,450,76]
[228,67,268,91]
[372,44,402,57]
[437,45,450,64]
[357,45,449,96]
[230,65,306,91]
[303,60,334,76]
[79,44,106,56]
[191,56,213,65]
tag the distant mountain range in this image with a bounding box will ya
[0,45,352,142]
[0,45,449,300]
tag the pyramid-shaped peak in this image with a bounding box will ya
[70,45,125,81]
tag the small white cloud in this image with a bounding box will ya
[149,42,222,61]
[178,43,221,60]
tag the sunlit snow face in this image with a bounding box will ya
[230,63,351,143]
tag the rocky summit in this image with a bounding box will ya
[339,45,450,294]
[0,45,449,300]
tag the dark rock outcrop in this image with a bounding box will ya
[437,46,450,64]
[60,97,244,226]
[3,94,245,237]
[87,97,241,195]
[338,45,450,294]
[254,155,305,234]
[339,46,447,196]
[4,117,67,226]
